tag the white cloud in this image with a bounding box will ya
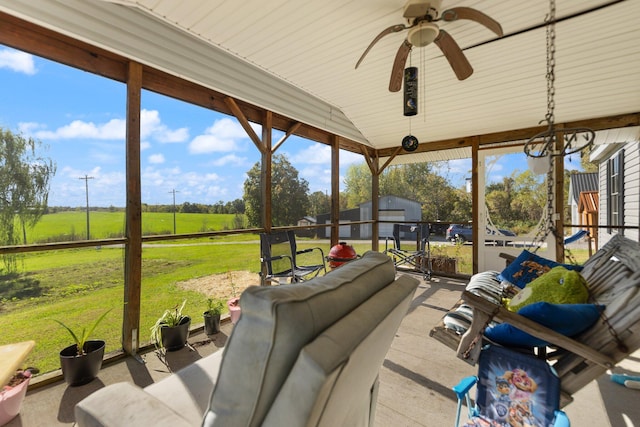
[21,109,188,142]
[141,109,189,143]
[140,141,151,151]
[32,118,126,140]
[17,122,44,134]
[188,117,252,154]
[0,48,36,75]
[210,154,248,167]
[149,153,165,164]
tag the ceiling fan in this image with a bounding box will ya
[355,0,503,92]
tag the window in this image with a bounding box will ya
[607,150,624,233]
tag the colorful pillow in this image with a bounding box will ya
[485,302,603,347]
[498,250,583,289]
[507,266,589,312]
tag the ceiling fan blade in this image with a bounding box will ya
[355,24,407,69]
[441,7,503,37]
[434,30,473,80]
[389,39,412,92]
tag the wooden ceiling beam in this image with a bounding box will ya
[374,112,640,158]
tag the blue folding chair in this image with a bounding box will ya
[453,345,570,427]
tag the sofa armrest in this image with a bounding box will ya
[75,382,191,427]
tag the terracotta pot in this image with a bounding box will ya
[59,340,105,386]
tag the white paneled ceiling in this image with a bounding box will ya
[0,0,638,157]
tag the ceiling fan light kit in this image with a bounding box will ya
[407,22,439,47]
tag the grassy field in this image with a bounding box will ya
[25,211,241,243]
[1,211,590,375]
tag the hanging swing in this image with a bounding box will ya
[428,0,640,410]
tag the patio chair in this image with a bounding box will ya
[453,344,570,427]
[260,230,326,285]
[384,223,432,280]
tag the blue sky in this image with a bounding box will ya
[0,45,365,208]
[1,45,582,208]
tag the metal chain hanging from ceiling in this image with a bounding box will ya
[524,0,596,159]
[525,0,596,255]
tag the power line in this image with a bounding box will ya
[79,175,94,239]
[169,189,179,234]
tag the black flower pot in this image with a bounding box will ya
[59,340,105,386]
[161,316,191,351]
[203,312,221,335]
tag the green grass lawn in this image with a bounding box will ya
[25,211,241,243]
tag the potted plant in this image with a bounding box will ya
[150,300,191,351]
[54,309,111,386]
[203,298,225,335]
[0,368,36,425]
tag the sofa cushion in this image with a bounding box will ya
[144,349,223,425]
[75,382,192,427]
[203,251,397,427]
[262,274,419,427]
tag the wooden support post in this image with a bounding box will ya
[471,137,479,274]
[261,111,273,232]
[371,160,380,252]
[555,130,565,262]
[331,135,340,246]
[123,61,142,355]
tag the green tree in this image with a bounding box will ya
[579,148,598,173]
[0,129,56,272]
[342,163,371,208]
[308,190,330,216]
[343,162,462,221]
[243,154,310,227]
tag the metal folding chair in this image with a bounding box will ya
[259,230,326,285]
[384,223,431,280]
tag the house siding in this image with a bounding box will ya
[598,141,640,247]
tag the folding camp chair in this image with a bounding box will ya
[384,223,431,280]
[259,230,326,285]
[453,344,570,427]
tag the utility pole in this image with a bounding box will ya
[169,189,179,234]
[79,175,94,239]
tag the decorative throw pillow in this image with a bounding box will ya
[498,250,582,289]
[485,302,603,347]
[507,266,589,312]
